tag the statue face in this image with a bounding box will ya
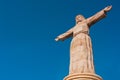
[76,15,85,23]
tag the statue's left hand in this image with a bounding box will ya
[104,5,112,12]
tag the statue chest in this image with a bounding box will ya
[73,23,89,34]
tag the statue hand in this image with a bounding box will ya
[104,5,112,12]
[55,38,59,41]
[55,36,62,41]
[55,36,64,41]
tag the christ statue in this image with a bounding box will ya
[55,6,112,75]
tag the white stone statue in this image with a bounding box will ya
[55,6,112,80]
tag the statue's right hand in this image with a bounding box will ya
[55,38,59,41]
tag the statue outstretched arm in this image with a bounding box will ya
[87,6,112,27]
[55,27,73,41]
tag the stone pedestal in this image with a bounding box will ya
[64,73,102,80]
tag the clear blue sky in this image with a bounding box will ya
[0,0,119,80]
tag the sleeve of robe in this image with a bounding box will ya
[55,27,73,41]
[87,10,106,27]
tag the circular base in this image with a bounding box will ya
[64,73,102,80]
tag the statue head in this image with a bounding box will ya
[75,15,85,24]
